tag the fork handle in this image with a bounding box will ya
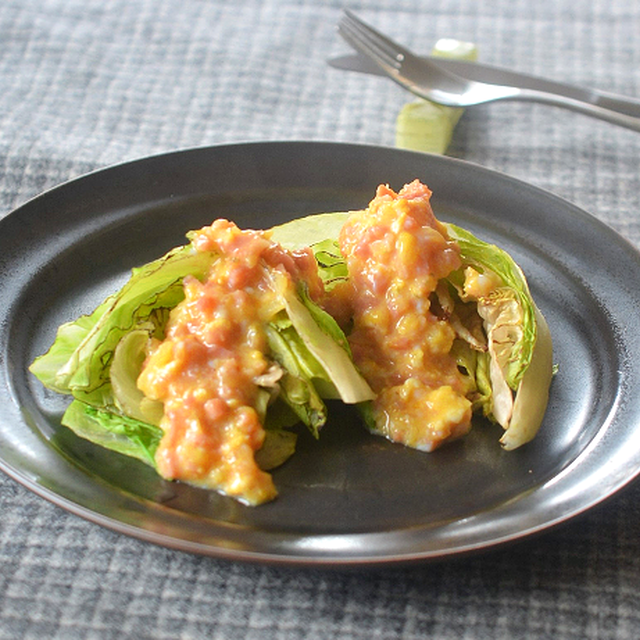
[433,58,640,120]
[500,88,640,132]
[331,54,640,131]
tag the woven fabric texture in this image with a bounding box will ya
[1,1,640,638]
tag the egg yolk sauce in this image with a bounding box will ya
[335,180,473,451]
[137,219,323,506]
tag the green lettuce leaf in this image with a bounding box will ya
[273,210,552,449]
[109,327,164,425]
[444,223,536,389]
[30,244,217,406]
[30,221,374,477]
[308,239,349,291]
[265,318,328,438]
[62,400,163,466]
[63,398,297,472]
[271,213,350,291]
[443,223,553,448]
[265,277,374,437]
[280,280,374,405]
[29,297,114,394]
[271,212,349,250]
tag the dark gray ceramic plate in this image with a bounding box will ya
[2,141,640,567]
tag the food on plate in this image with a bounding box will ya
[30,219,374,505]
[31,180,552,505]
[273,180,553,452]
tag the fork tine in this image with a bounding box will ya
[336,10,472,106]
[338,10,413,70]
[338,22,399,73]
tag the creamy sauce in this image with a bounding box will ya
[336,181,472,450]
[137,219,321,505]
[135,182,479,502]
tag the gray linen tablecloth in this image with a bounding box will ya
[2,0,640,638]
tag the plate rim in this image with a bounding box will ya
[2,140,640,567]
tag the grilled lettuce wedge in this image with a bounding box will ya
[30,230,374,476]
[272,211,553,449]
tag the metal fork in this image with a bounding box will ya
[337,10,640,132]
